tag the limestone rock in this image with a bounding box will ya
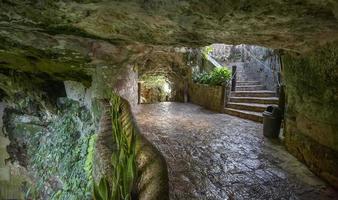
[0,0,338,52]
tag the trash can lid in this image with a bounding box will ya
[264,105,281,117]
[266,106,274,113]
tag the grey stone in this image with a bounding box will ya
[135,102,337,200]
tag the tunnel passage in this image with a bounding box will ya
[0,0,338,199]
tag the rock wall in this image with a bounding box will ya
[139,77,186,104]
[282,41,338,188]
[0,102,24,200]
[92,64,139,109]
[188,83,227,112]
[138,48,190,104]
[2,0,338,52]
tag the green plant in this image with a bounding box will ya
[85,134,97,183]
[209,67,231,86]
[192,72,210,84]
[193,67,231,86]
[202,46,213,56]
[93,178,111,200]
[93,93,137,200]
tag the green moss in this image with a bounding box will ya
[282,41,338,124]
[25,99,95,199]
[0,49,92,86]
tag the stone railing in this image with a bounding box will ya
[188,83,229,112]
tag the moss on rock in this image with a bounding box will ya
[283,41,338,188]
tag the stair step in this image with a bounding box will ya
[230,97,279,104]
[232,91,276,97]
[227,102,277,112]
[224,108,263,123]
[236,85,265,91]
[237,81,261,86]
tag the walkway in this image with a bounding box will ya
[135,102,337,200]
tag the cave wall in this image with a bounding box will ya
[92,64,138,108]
[138,48,190,104]
[2,0,338,52]
[282,41,338,188]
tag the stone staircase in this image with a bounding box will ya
[224,81,278,123]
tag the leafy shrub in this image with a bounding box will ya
[192,72,211,84]
[193,67,231,86]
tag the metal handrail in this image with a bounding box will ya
[226,70,237,86]
[242,47,282,88]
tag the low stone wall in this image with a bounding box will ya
[188,83,228,112]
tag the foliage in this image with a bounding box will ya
[192,71,210,84]
[26,98,96,200]
[193,67,231,86]
[93,93,137,200]
[141,75,168,88]
[202,45,213,56]
[93,178,111,200]
[85,134,97,184]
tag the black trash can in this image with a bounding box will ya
[263,106,282,138]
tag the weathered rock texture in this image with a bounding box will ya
[1,0,338,52]
[138,48,190,103]
[282,41,338,188]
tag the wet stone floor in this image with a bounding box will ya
[134,102,338,200]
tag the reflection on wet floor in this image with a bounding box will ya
[135,102,338,200]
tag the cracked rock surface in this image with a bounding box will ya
[1,0,338,52]
[135,102,338,200]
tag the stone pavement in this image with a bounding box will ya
[134,102,338,200]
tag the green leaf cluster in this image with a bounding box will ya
[93,94,137,200]
[193,67,231,86]
[202,46,213,56]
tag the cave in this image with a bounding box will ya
[0,0,338,200]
